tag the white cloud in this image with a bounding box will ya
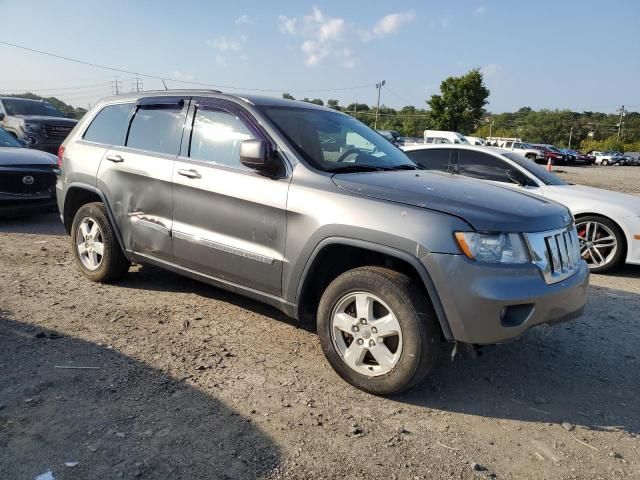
[171,70,194,81]
[208,36,244,52]
[301,40,330,66]
[372,11,416,37]
[278,15,297,34]
[239,54,250,61]
[235,15,254,25]
[216,55,226,66]
[473,6,487,15]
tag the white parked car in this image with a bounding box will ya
[464,135,485,146]
[423,130,470,145]
[590,150,626,166]
[402,144,640,272]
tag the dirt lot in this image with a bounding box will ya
[1,166,639,480]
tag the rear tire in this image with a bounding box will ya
[317,266,440,395]
[71,202,130,282]
[602,159,609,166]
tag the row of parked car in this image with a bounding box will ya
[378,129,640,166]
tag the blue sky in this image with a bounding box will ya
[1,0,639,113]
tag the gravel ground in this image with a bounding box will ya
[1,165,639,480]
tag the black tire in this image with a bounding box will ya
[317,266,440,395]
[602,159,609,166]
[526,154,537,161]
[71,202,130,282]
[575,215,626,274]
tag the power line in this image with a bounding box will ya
[0,82,111,92]
[0,40,375,94]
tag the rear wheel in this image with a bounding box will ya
[526,153,537,161]
[317,266,440,395]
[576,215,625,273]
[602,159,609,166]
[71,202,130,282]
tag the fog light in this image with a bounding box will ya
[25,136,38,145]
[500,304,535,327]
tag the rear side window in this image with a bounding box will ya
[127,106,183,155]
[458,150,510,181]
[83,103,134,145]
[405,149,453,172]
[189,108,255,170]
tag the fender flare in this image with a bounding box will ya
[294,236,454,341]
[64,182,128,256]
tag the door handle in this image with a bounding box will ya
[106,154,124,163]
[178,168,201,179]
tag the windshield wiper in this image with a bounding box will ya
[326,164,390,173]
[387,164,422,170]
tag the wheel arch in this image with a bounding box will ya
[63,183,127,254]
[295,237,454,341]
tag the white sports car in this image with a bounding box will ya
[402,144,640,273]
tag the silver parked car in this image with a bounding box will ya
[56,91,589,395]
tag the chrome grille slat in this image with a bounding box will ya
[525,225,583,284]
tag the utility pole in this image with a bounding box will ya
[112,75,122,95]
[132,76,143,93]
[617,105,625,142]
[488,120,494,138]
[374,80,385,130]
[568,126,574,150]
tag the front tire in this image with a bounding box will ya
[317,266,440,395]
[576,215,625,273]
[71,202,130,282]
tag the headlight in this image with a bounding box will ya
[23,122,40,133]
[454,232,530,264]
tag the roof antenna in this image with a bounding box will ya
[161,79,168,90]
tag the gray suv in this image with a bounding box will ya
[56,91,589,395]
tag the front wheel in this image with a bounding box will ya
[71,202,130,282]
[317,266,440,395]
[602,159,609,166]
[576,215,625,273]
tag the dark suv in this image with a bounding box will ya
[56,90,589,395]
[0,97,78,154]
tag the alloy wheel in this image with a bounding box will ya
[576,220,618,269]
[330,292,403,377]
[75,216,105,270]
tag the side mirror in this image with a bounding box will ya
[239,139,277,173]
[0,112,5,121]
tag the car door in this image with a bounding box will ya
[171,98,289,296]
[96,96,188,261]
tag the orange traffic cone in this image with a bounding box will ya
[546,157,553,172]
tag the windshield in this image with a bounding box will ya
[502,152,567,186]
[259,106,416,172]
[2,98,65,117]
[0,128,23,148]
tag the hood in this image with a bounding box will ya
[0,147,57,166]
[333,170,572,232]
[14,115,77,125]
[543,184,640,215]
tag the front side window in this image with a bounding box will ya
[83,103,134,146]
[127,106,183,155]
[458,150,512,182]
[189,108,254,169]
[259,106,414,172]
[405,148,453,172]
[502,152,567,186]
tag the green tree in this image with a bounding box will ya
[327,99,341,110]
[282,93,295,100]
[4,92,87,119]
[427,69,489,134]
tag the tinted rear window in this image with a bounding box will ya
[405,148,453,172]
[127,106,183,155]
[83,103,134,146]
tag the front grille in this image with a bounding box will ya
[42,124,73,139]
[0,172,55,195]
[525,226,582,284]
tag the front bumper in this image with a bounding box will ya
[0,196,57,216]
[424,253,589,344]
